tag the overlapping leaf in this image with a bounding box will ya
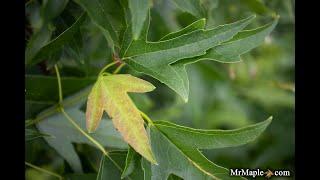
[122,15,278,102]
[86,74,157,164]
[37,92,127,173]
[171,0,205,18]
[26,13,86,66]
[96,151,144,180]
[25,75,95,119]
[141,117,272,180]
[121,146,141,179]
[128,0,150,40]
[240,0,273,16]
[73,0,126,50]
[25,0,72,66]
[25,129,52,142]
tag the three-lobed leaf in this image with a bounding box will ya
[86,74,157,164]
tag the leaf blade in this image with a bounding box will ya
[172,0,205,18]
[73,0,125,50]
[125,15,255,101]
[37,91,127,173]
[101,74,156,164]
[179,18,279,64]
[86,81,105,133]
[26,13,86,66]
[86,74,157,164]
[146,117,272,179]
[154,117,272,149]
[129,0,150,40]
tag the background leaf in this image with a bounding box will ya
[37,95,127,173]
[25,129,52,142]
[25,75,95,119]
[26,13,86,66]
[171,0,205,18]
[128,0,150,40]
[96,152,144,180]
[73,0,126,50]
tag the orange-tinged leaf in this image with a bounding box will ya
[86,74,157,164]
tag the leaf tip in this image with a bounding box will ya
[261,116,273,129]
[144,148,158,165]
[148,83,156,91]
[150,157,158,165]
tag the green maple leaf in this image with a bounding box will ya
[86,74,157,164]
[122,15,278,102]
[141,117,272,180]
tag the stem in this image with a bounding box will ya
[98,61,118,77]
[59,107,109,156]
[54,64,108,155]
[113,63,125,74]
[25,162,63,180]
[140,111,154,126]
[54,65,63,104]
[53,65,124,173]
[60,108,125,174]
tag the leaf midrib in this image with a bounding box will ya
[126,28,233,61]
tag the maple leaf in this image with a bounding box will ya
[122,15,278,102]
[86,74,157,164]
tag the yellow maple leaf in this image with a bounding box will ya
[86,74,157,164]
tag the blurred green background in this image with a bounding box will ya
[25,0,294,179]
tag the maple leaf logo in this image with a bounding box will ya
[265,169,274,178]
